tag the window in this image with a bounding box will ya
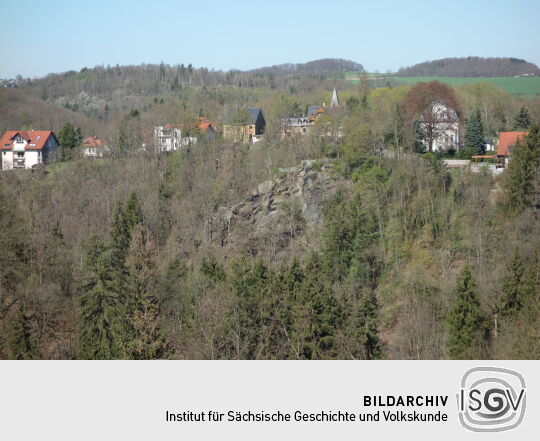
[17,152,24,158]
[15,135,24,143]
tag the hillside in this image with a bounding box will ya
[248,58,365,75]
[398,57,540,77]
[0,87,104,136]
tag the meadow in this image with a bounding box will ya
[345,72,540,96]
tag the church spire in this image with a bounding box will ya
[330,87,340,108]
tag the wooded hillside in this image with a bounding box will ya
[398,57,540,77]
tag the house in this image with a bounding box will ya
[223,107,265,143]
[496,131,528,168]
[83,136,109,158]
[281,106,326,138]
[1,130,59,170]
[419,102,460,152]
[154,117,215,152]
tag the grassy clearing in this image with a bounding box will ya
[344,72,540,96]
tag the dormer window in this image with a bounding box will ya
[15,135,24,143]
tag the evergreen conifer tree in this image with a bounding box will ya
[57,122,82,161]
[504,125,540,213]
[464,109,485,155]
[348,293,382,360]
[447,266,486,359]
[512,106,532,130]
[9,306,38,360]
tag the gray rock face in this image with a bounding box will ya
[204,163,343,259]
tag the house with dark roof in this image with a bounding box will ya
[1,130,59,170]
[496,131,528,167]
[223,107,265,143]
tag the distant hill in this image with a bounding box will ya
[0,87,104,136]
[398,57,540,77]
[248,58,365,75]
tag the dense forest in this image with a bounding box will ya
[1,59,540,360]
[398,57,540,77]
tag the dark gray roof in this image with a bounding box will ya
[307,105,322,119]
[224,107,262,125]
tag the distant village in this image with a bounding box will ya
[0,87,528,172]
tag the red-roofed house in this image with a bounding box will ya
[83,135,109,158]
[1,130,59,170]
[496,131,528,167]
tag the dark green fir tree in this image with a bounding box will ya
[447,266,486,359]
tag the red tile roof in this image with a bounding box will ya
[83,135,105,148]
[162,117,214,132]
[497,131,528,157]
[0,130,56,150]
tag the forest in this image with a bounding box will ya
[1,58,540,360]
[397,57,540,78]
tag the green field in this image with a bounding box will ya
[344,72,540,96]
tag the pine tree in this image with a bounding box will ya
[9,306,38,360]
[464,109,485,155]
[125,226,168,359]
[504,125,540,213]
[291,255,343,359]
[447,266,486,359]
[57,122,82,161]
[77,235,121,359]
[512,106,532,130]
[124,192,144,233]
[348,293,382,360]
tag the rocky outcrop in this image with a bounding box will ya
[204,162,344,259]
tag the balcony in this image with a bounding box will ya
[13,158,26,168]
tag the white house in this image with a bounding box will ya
[1,130,59,170]
[419,103,460,152]
[154,124,198,152]
[83,135,109,158]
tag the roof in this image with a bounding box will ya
[307,105,325,121]
[224,107,262,125]
[198,116,214,132]
[497,131,528,157]
[161,117,214,132]
[83,135,105,148]
[0,130,56,150]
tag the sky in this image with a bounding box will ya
[1,0,540,79]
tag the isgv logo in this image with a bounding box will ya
[457,367,526,432]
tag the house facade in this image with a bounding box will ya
[496,131,528,167]
[223,107,265,143]
[281,105,325,138]
[1,130,59,170]
[83,135,109,158]
[419,103,460,152]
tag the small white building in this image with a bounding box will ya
[83,135,109,158]
[154,124,198,152]
[1,130,59,170]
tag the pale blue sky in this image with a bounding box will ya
[1,0,539,78]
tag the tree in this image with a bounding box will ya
[77,235,122,359]
[512,106,531,130]
[57,122,82,161]
[125,226,168,359]
[503,125,540,213]
[402,81,461,152]
[464,109,485,155]
[447,266,486,359]
[347,293,382,359]
[9,306,38,359]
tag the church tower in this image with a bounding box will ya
[330,87,340,108]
